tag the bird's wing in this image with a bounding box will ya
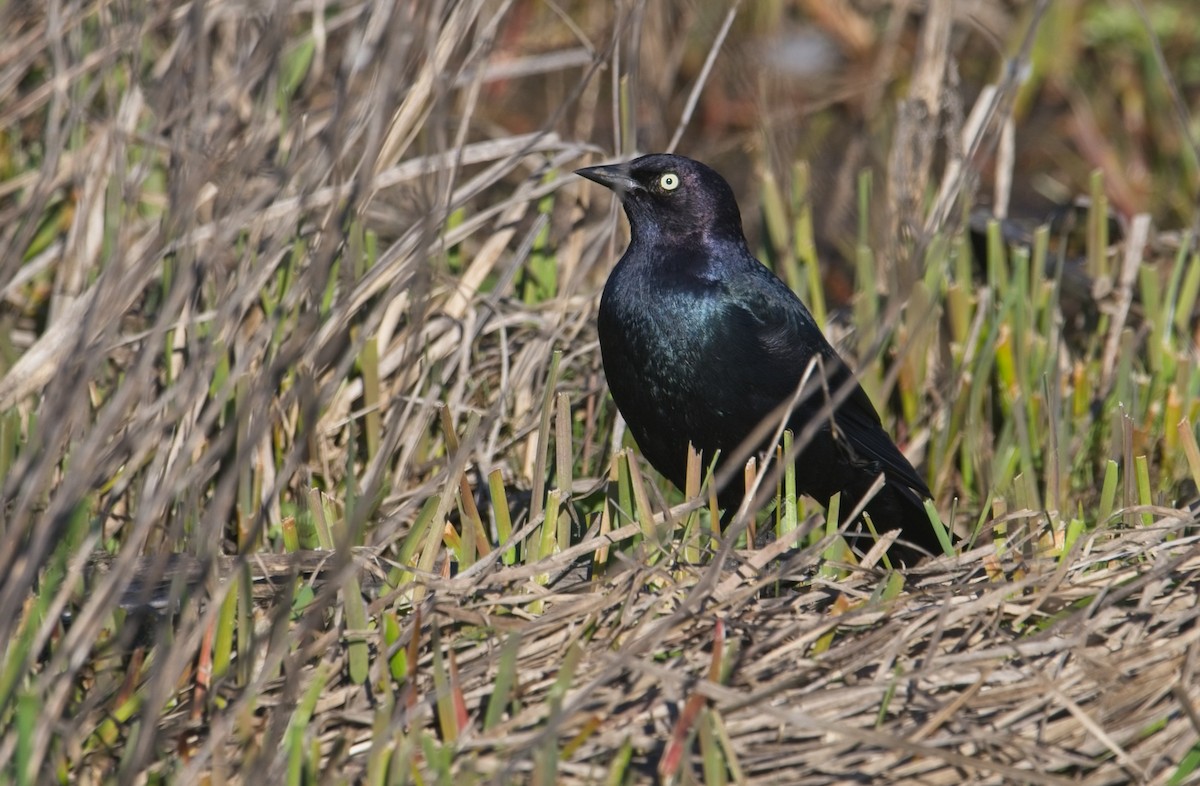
[823,381,932,498]
[721,268,931,498]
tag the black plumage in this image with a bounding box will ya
[577,153,942,563]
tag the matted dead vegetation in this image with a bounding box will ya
[2,0,1199,783]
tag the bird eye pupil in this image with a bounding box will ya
[660,173,679,191]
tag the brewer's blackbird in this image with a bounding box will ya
[577,153,942,562]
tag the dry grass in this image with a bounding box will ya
[2,0,1199,783]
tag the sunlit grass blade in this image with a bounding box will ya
[1098,459,1120,528]
[488,468,516,565]
[285,663,330,786]
[483,632,522,732]
[1135,455,1153,527]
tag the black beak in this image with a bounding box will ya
[575,163,642,197]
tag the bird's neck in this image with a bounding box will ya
[626,228,752,281]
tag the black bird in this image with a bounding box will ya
[577,153,943,563]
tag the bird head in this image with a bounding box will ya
[575,154,745,244]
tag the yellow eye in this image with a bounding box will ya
[659,173,680,191]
